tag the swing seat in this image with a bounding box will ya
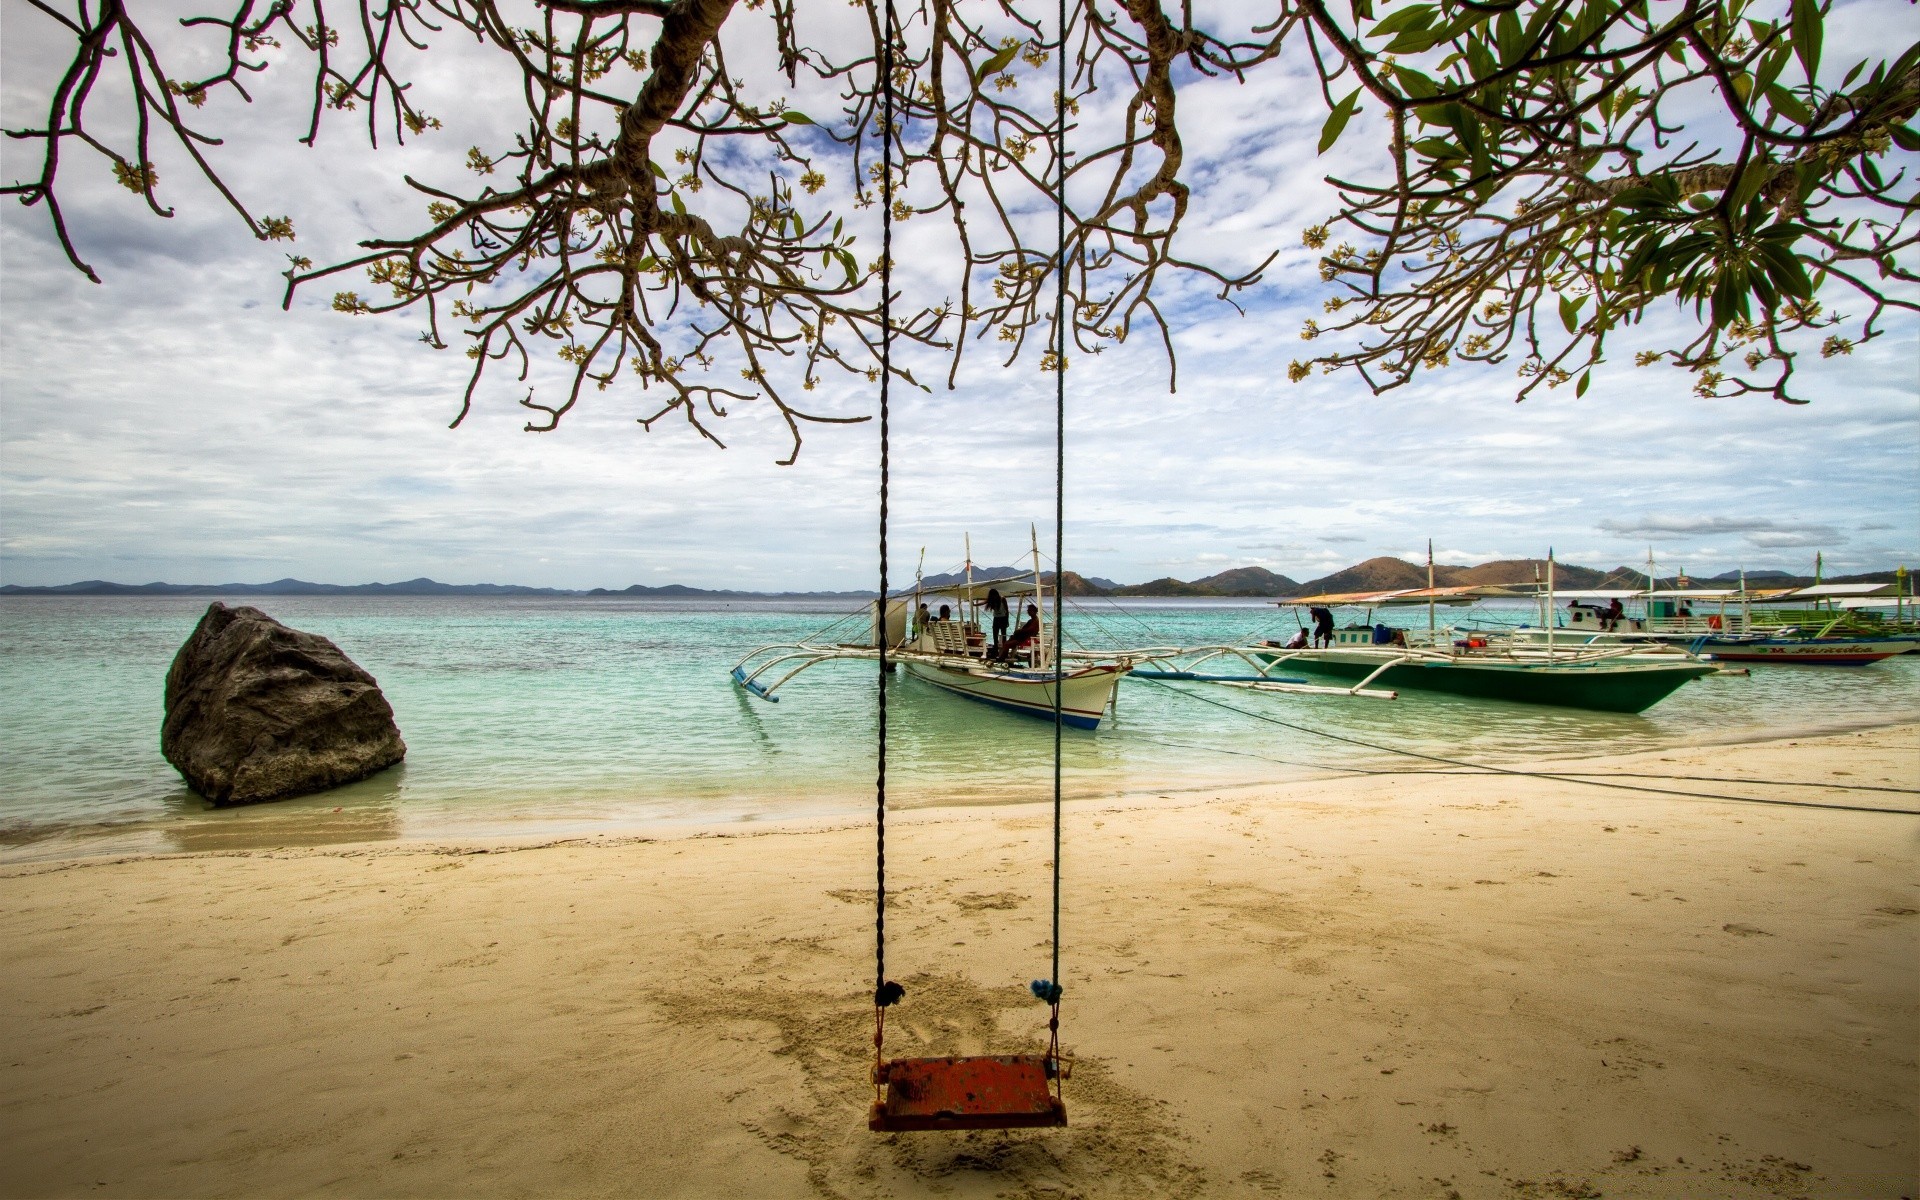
[868,1055,1067,1131]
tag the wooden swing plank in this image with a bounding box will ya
[868,1055,1067,1132]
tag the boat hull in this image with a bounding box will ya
[903,661,1118,729]
[1684,636,1912,665]
[1255,650,1714,713]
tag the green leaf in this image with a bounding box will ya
[1394,67,1440,99]
[1576,369,1592,397]
[1495,9,1523,58]
[1766,82,1813,126]
[1791,0,1822,82]
[781,110,815,126]
[1559,292,1587,333]
[649,160,668,178]
[1319,88,1363,155]
[1891,123,1920,152]
[837,249,858,284]
[671,190,686,215]
[1370,4,1435,37]
[1756,240,1813,299]
[1751,49,1786,106]
[974,43,1018,85]
[1728,160,1772,214]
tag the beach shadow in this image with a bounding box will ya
[157,763,406,853]
[654,970,1204,1198]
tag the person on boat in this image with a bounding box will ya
[985,587,1010,655]
[1282,627,1309,650]
[1311,606,1334,648]
[1605,597,1625,631]
[938,604,953,622]
[1007,603,1041,659]
[915,602,931,638]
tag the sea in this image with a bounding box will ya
[3,595,1916,862]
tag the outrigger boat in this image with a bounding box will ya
[1249,548,1719,713]
[1513,557,1919,665]
[731,535,1400,728]
[731,535,1166,730]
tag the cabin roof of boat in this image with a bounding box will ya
[901,575,1042,603]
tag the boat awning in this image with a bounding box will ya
[906,575,1042,603]
[1755,581,1910,602]
[1551,590,1645,601]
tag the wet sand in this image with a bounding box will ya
[2,725,1915,1198]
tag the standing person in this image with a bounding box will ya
[1312,605,1335,648]
[985,587,1011,657]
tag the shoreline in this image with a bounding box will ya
[5,710,1916,868]
[2,725,1915,1197]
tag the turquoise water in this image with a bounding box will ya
[3,595,1917,860]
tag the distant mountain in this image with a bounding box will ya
[1103,566,1297,597]
[1708,569,1798,582]
[1110,576,1217,597]
[1191,566,1300,596]
[5,564,1902,603]
[0,577,870,600]
[1286,556,1432,595]
[1290,556,1614,596]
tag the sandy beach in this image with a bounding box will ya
[2,724,1915,1199]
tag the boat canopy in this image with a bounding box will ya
[905,574,1043,603]
[1754,581,1910,602]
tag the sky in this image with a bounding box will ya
[2,2,1915,591]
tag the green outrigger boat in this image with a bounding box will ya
[1250,639,1717,713]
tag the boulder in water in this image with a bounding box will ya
[162,602,406,805]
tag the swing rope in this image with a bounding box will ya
[871,0,1073,1111]
[872,0,902,1092]
[1034,0,1071,1083]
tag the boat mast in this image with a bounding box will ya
[1427,538,1436,640]
[914,547,926,639]
[1740,566,1749,632]
[1030,524,1047,670]
[1547,548,1556,654]
[964,533,974,629]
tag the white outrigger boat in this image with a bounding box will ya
[731,537,1164,730]
[1508,556,1919,666]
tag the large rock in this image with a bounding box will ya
[162,603,406,805]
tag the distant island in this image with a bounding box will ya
[2,558,1899,600]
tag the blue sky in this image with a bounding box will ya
[2,2,1915,590]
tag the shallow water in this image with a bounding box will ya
[2,595,1915,860]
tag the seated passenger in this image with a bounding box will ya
[1283,627,1309,650]
[1007,604,1041,655]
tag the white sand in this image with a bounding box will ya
[2,725,1915,1198]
